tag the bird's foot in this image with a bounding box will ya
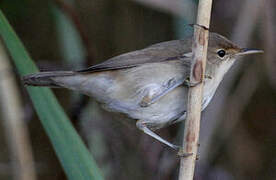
[176,147,193,157]
[184,74,212,87]
[184,77,200,87]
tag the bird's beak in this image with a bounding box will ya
[236,48,264,56]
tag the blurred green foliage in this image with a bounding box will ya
[0,9,103,180]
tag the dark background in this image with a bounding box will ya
[0,0,275,179]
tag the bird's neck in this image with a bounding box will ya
[206,60,235,82]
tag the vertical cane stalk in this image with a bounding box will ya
[178,0,213,179]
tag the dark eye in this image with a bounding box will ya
[217,49,226,58]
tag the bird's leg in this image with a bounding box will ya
[136,120,179,150]
[184,74,212,87]
[139,78,184,107]
[136,120,193,157]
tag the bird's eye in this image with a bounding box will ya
[217,49,226,58]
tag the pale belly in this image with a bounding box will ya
[104,85,188,129]
[54,62,219,130]
[60,74,216,130]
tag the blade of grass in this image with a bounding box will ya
[0,9,103,180]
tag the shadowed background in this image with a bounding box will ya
[0,0,275,179]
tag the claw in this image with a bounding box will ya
[196,154,199,160]
[184,77,200,87]
[177,147,193,157]
[184,74,213,87]
[139,101,150,107]
[205,74,212,79]
[139,96,152,107]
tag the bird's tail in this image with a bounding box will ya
[22,71,75,87]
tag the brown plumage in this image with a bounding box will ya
[23,32,263,150]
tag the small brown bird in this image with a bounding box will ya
[23,32,263,150]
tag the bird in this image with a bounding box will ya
[23,32,263,150]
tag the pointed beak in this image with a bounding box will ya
[236,48,264,56]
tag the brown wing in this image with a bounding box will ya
[77,38,192,73]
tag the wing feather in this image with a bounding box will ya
[77,39,192,73]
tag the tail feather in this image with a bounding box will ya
[22,71,75,87]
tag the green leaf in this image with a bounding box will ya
[0,9,103,180]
